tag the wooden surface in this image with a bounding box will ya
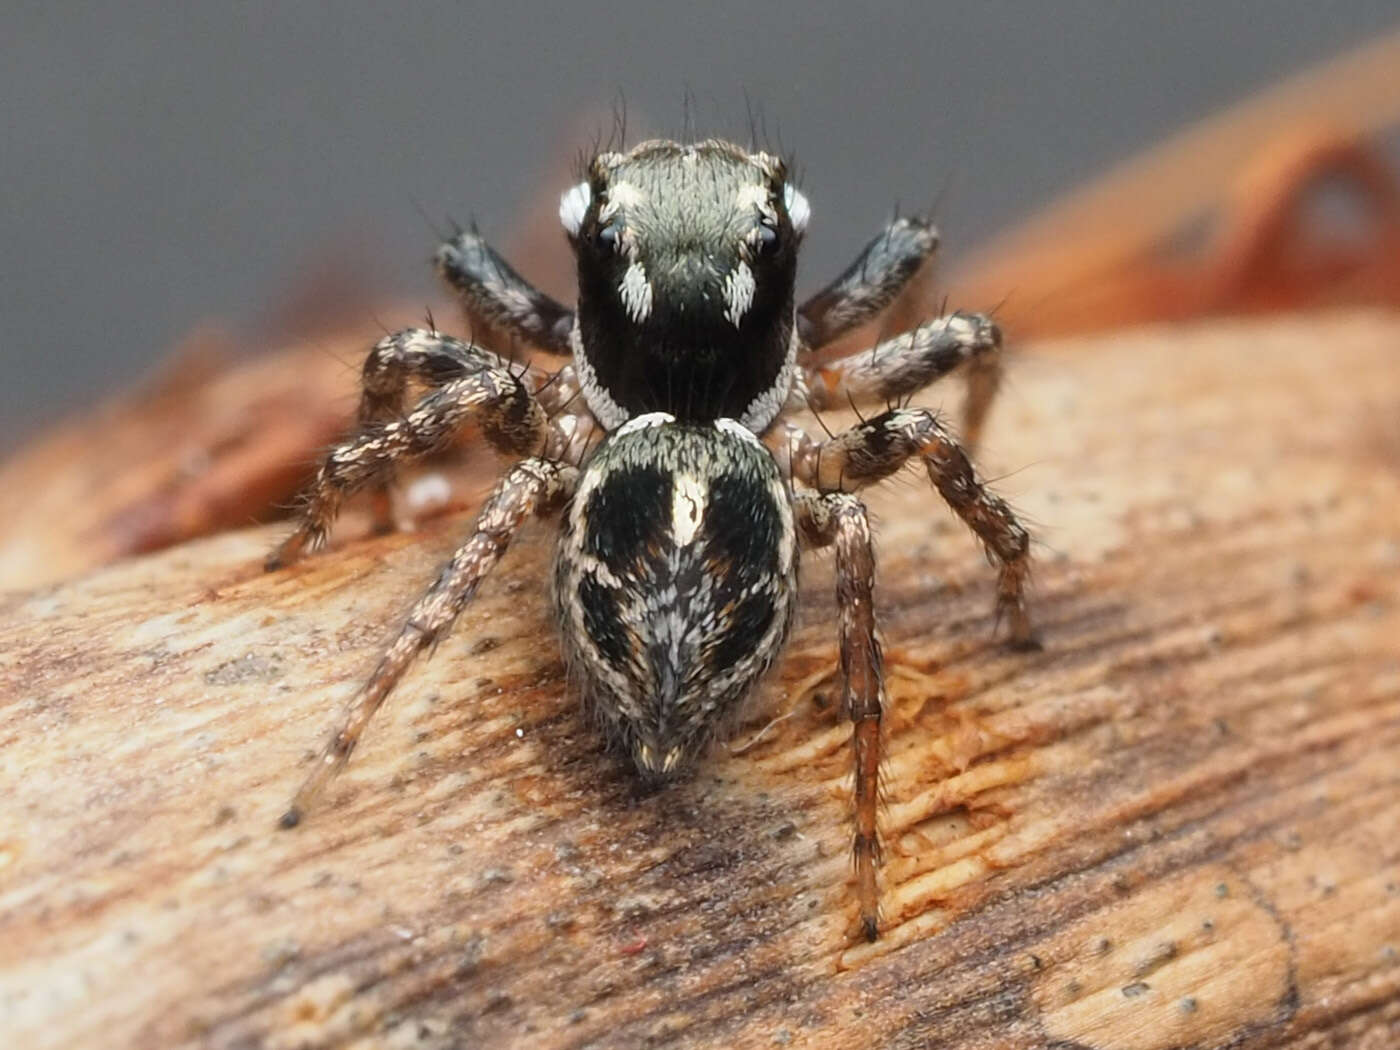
[2,312,1399,1049]
[0,324,367,592]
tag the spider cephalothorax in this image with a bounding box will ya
[562,140,807,431]
[270,136,1036,942]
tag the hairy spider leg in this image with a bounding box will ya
[795,492,885,941]
[280,458,578,827]
[800,311,1004,450]
[435,229,575,354]
[796,216,1005,449]
[779,408,1037,648]
[797,216,940,349]
[354,328,518,532]
[266,350,549,570]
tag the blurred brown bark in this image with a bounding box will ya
[2,312,1399,1049]
[950,29,1400,339]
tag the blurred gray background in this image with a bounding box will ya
[3,2,1397,447]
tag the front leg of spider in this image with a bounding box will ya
[798,216,940,349]
[435,228,575,354]
[280,458,577,826]
[795,492,886,941]
[796,214,1010,450]
[265,336,548,571]
[782,409,1038,649]
[801,310,1005,450]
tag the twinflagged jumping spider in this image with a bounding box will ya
[268,139,1036,941]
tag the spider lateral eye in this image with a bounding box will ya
[559,181,590,236]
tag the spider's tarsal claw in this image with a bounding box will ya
[861,915,880,942]
[1009,631,1044,653]
[278,807,302,830]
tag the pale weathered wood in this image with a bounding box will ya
[2,312,1399,1049]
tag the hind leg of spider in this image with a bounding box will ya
[779,408,1037,648]
[795,492,885,941]
[435,229,575,354]
[797,217,939,350]
[279,457,578,827]
[800,311,1004,450]
[265,351,548,571]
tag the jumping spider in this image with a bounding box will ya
[268,139,1036,941]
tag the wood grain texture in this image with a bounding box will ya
[2,312,1399,1049]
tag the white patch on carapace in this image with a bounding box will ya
[723,261,756,326]
[619,260,653,323]
[570,320,628,431]
[784,184,810,233]
[559,181,590,236]
[737,319,800,432]
[670,473,707,546]
[616,411,675,436]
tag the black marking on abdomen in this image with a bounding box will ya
[554,422,797,778]
[581,465,671,576]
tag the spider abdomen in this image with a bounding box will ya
[554,413,797,779]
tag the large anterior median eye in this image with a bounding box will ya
[784,183,810,233]
[595,221,621,254]
[559,181,590,236]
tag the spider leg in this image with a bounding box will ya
[778,409,1037,648]
[529,363,584,418]
[361,330,580,419]
[794,491,885,941]
[435,230,575,354]
[357,329,583,531]
[280,457,578,827]
[266,353,549,570]
[540,409,599,465]
[801,312,1004,449]
[358,328,514,423]
[355,327,520,532]
[797,216,939,350]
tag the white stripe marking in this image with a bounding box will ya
[671,473,707,546]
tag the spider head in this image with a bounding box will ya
[560,139,809,431]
